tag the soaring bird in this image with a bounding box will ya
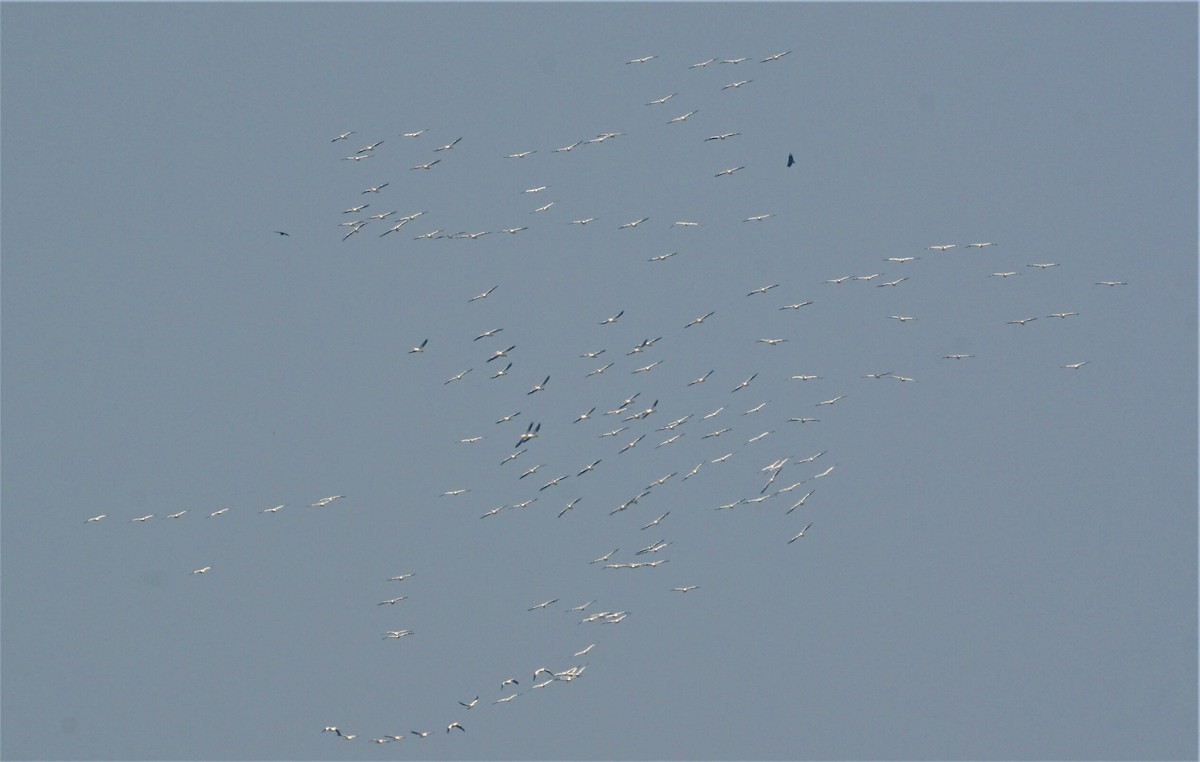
[787,153,795,167]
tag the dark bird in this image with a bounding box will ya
[274,231,290,236]
[787,153,795,167]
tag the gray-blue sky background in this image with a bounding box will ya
[2,3,1196,760]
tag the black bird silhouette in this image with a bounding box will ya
[274,230,290,236]
[787,153,795,167]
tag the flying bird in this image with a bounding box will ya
[787,153,795,167]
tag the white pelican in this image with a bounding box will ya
[434,137,462,151]
[470,285,498,301]
[786,491,814,514]
[506,150,535,158]
[1047,311,1079,319]
[743,213,774,222]
[1008,317,1038,325]
[539,475,568,491]
[747,284,778,295]
[642,512,670,529]
[85,514,107,523]
[721,79,752,90]
[444,368,472,384]
[361,183,389,194]
[447,722,466,733]
[388,573,414,582]
[343,204,369,214]
[619,217,648,229]
[1096,280,1127,286]
[877,277,908,287]
[632,361,661,374]
[331,131,355,142]
[686,311,715,328]
[690,58,716,68]
[813,464,837,479]
[440,489,469,497]
[408,338,428,354]
[590,549,618,564]
[626,55,656,64]
[191,566,211,574]
[992,272,1019,278]
[558,498,582,517]
[553,141,582,153]
[575,643,596,656]
[527,376,550,395]
[1028,263,1059,269]
[402,129,427,137]
[515,421,541,447]
[715,166,745,176]
[532,201,556,213]
[458,696,479,710]
[762,50,791,62]
[927,244,957,251]
[260,505,283,514]
[890,315,917,322]
[788,524,813,543]
[587,362,613,377]
[757,338,786,346]
[311,495,344,507]
[706,132,741,141]
[966,242,997,248]
[494,693,519,704]
[577,459,602,476]
[1062,361,1089,369]
[166,510,188,519]
[410,159,440,170]
[570,217,595,225]
[378,597,407,605]
[732,373,758,391]
[943,354,974,360]
[209,507,229,517]
[599,310,624,324]
[817,395,844,406]
[885,256,919,263]
[410,729,432,737]
[789,417,819,423]
[721,56,749,64]
[668,110,699,124]
[649,251,678,262]
[528,598,558,611]
[486,345,516,363]
[646,93,677,105]
[355,141,383,153]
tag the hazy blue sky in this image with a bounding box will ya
[2,3,1196,760]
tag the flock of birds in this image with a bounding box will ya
[85,49,1128,751]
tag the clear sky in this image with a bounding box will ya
[2,3,1196,760]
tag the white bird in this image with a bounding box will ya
[641,512,670,529]
[343,204,369,214]
[762,50,791,62]
[786,491,815,514]
[877,277,908,287]
[599,310,624,325]
[408,338,428,354]
[715,166,745,177]
[458,695,480,710]
[747,284,779,295]
[524,185,548,194]
[1062,361,1089,369]
[210,507,230,517]
[790,375,821,381]
[590,549,618,564]
[626,55,656,64]
[721,80,752,90]
[788,524,813,543]
[444,368,472,384]
[355,141,383,153]
[992,272,1019,278]
[383,630,413,639]
[469,286,498,302]
[690,58,716,68]
[817,395,845,407]
[1028,263,1059,269]
[757,338,787,346]
[721,56,749,64]
[440,489,469,497]
[331,131,355,142]
[619,217,649,229]
[743,213,773,222]
[587,362,613,377]
[649,251,678,262]
[558,498,582,518]
[527,376,550,395]
[966,242,997,248]
[410,729,432,737]
[1008,317,1038,325]
[575,643,596,656]
[927,244,957,251]
[506,150,536,158]
[487,345,516,363]
[410,159,440,170]
[1048,311,1079,319]
[528,598,558,611]
[668,110,699,124]
[260,505,284,514]
[515,421,541,447]
[554,141,582,153]
[885,256,919,263]
[646,92,677,105]
[577,459,602,476]
[706,132,741,141]
[632,360,661,374]
[813,464,837,479]
[943,354,974,360]
[447,722,466,733]
[494,693,519,704]
[85,514,107,523]
[402,129,428,137]
[1096,280,1127,286]
[311,495,344,507]
[191,566,211,574]
[378,597,407,605]
[532,201,556,213]
[732,373,758,392]
[361,183,389,194]
[539,475,568,491]
[519,463,544,479]
[890,315,917,322]
[570,217,596,225]
[434,137,462,152]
